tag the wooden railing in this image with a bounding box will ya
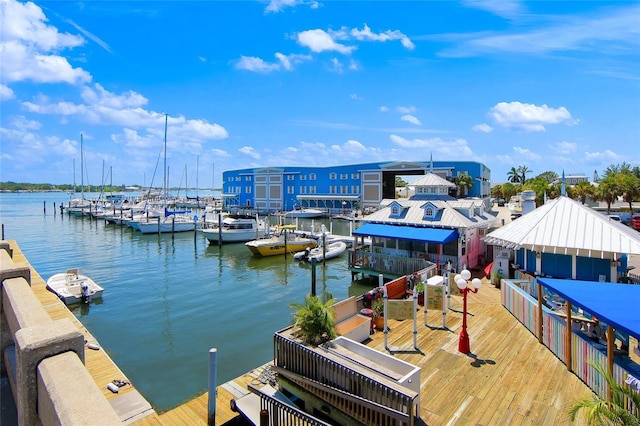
[252,384,331,426]
[274,331,418,426]
[348,250,437,278]
[502,279,639,416]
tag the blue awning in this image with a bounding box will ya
[538,278,640,340]
[353,223,458,244]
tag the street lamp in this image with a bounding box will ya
[455,269,482,354]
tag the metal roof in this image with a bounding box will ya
[409,173,455,188]
[484,196,640,257]
[365,199,499,230]
[538,277,640,340]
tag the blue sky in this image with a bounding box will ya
[1,0,638,188]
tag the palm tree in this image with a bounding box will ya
[507,167,521,184]
[289,294,336,346]
[593,177,619,214]
[517,165,532,185]
[568,360,640,425]
[573,181,595,204]
[455,173,473,198]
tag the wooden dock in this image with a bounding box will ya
[8,241,595,425]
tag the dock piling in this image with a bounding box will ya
[208,348,217,425]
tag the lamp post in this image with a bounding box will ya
[455,269,482,354]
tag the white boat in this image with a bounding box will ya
[284,208,324,218]
[46,269,104,304]
[293,241,347,262]
[201,214,268,244]
[135,211,197,234]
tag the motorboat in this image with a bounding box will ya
[245,225,318,256]
[284,208,324,218]
[201,214,268,244]
[293,241,347,262]
[46,268,104,304]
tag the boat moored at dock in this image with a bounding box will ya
[46,268,104,304]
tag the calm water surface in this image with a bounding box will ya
[0,192,372,411]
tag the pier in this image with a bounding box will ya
[2,239,606,425]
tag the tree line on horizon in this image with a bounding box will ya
[492,162,640,213]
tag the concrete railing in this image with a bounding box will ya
[0,242,121,425]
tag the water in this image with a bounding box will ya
[0,192,373,411]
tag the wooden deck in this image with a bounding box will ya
[7,241,595,425]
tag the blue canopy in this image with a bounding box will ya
[538,278,640,340]
[353,223,458,244]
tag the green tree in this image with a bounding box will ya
[455,173,473,198]
[593,177,619,214]
[289,295,337,346]
[568,360,640,425]
[573,181,595,204]
[618,172,640,214]
[501,182,520,199]
[535,171,559,184]
[517,165,532,185]
[491,184,503,199]
[507,167,521,184]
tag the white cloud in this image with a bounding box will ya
[235,56,280,73]
[389,134,473,157]
[441,4,640,57]
[400,115,422,126]
[0,84,14,100]
[397,106,416,114]
[513,146,541,160]
[462,0,524,20]
[350,24,415,50]
[0,0,91,85]
[265,0,319,13]
[297,29,356,54]
[330,58,343,73]
[239,146,261,159]
[380,106,389,112]
[489,101,575,132]
[275,52,311,70]
[81,84,148,109]
[472,123,493,133]
[350,94,363,101]
[348,59,358,71]
[551,141,577,154]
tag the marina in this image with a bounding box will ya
[2,191,639,425]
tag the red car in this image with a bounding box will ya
[631,214,640,230]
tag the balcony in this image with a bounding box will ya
[348,249,437,279]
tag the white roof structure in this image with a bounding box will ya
[409,173,455,188]
[367,198,499,230]
[484,196,640,258]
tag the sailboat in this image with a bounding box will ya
[66,134,90,216]
[134,115,197,234]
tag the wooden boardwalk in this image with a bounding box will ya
[8,241,594,425]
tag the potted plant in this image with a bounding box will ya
[372,297,385,331]
[289,294,336,346]
[491,271,503,288]
[415,281,425,305]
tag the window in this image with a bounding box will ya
[300,186,307,194]
[330,173,337,180]
[245,176,252,181]
[330,185,337,194]
[309,186,316,194]
[300,175,307,181]
[287,186,294,194]
[228,176,234,182]
[340,174,348,180]
[340,185,348,194]
[246,186,252,194]
[235,186,241,194]
[425,207,433,216]
[309,173,316,180]
[352,173,359,179]
[352,185,359,194]
[391,206,399,215]
[287,175,294,181]
[236,177,241,182]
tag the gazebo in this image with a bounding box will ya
[484,196,640,282]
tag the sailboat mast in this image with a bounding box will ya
[163,114,168,198]
[80,133,84,199]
